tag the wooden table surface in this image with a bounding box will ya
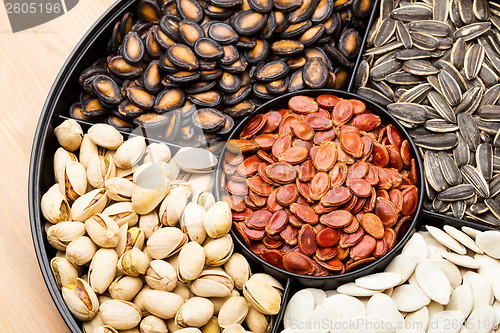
[0,1,116,330]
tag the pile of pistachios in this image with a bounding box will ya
[42,119,283,333]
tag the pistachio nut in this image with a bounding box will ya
[159,188,188,227]
[169,181,193,196]
[182,203,207,244]
[88,124,124,150]
[54,119,83,152]
[133,161,172,185]
[98,295,113,304]
[200,316,220,333]
[47,221,86,251]
[54,147,78,184]
[140,315,168,333]
[87,154,116,189]
[80,134,100,169]
[143,143,172,164]
[243,276,282,315]
[82,313,104,333]
[61,278,99,321]
[116,226,145,257]
[166,318,184,332]
[204,234,234,267]
[188,173,215,194]
[88,248,118,294]
[190,268,234,298]
[108,276,143,301]
[147,227,187,259]
[41,185,72,224]
[113,136,146,169]
[103,202,138,228]
[245,305,273,333]
[166,253,180,276]
[100,300,142,330]
[145,260,178,291]
[85,213,120,248]
[221,324,246,333]
[118,248,150,276]
[72,188,107,222]
[178,241,205,283]
[105,177,136,202]
[175,297,214,328]
[51,257,78,288]
[142,289,184,319]
[66,236,98,266]
[204,202,232,239]
[139,210,160,239]
[224,253,251,290]
[210,290,240,316]
[115,165,136,181]
[248,274,284,295]
[192,191,216,210]
[218,296,249,329]
[132,175,170,215]
[60,161,87,202]
[172,283,193,302]
[132,285,152,316]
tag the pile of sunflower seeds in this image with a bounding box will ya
[354,0,500,226]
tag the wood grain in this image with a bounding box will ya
[0,0,116,331]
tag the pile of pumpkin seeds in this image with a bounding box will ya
[354,0,500,226]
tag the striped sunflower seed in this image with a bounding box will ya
[458,113,481,151]
[356,87,393,106]
[392,5,433,21]
[387,103,428,123]
[489,174,500,197]
[461,164,490,198]
[397,83,432,103]
[408,20,451,37]
[370,59,403,81]
[437,184,475,201]
[451,200,467,219]
[374,18,397,47]
[434,0,450,21]
[464,44,485,80]
[453,132,471,167]
[438,151,463,185]
[484,197,500,219]
[454,86,483,115]
[454,22,492,41]
[353,60,370,90]
[473,0,490,21]
[458,0,475,24]
[396,21,412,49]
[427,91,456,123]
[433,196,451,212]
[438,70,462,106]
[386,72,426,85]
[479,105,500,122]
[402,60,439,75]
[450,38,466,70]
[470,202,489,214]
[476,142,493,182]
[395,49,434,60]
[414,133,458,150]
[411,31,439,51]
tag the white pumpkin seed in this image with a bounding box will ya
[405,306,429,332]
[322,294,366,319]
[465,305,496,333]
[415,261,452,305]
[403,233,429,261]
[493,274,500,303]
[446,283,474,319]
[444,225,484,254]
[337,283,382,297]
[303,288,326,308]
[426,225,467,255]
[384,254,419,284]
[366,294,404,329]
[462,226,482,239]
[355,272,402,291]
[427,310,464,333]
[475,254,500,285]
[442,252,481,269]
[463,272,494,309]
[427,301,445,318]
[391,285,430,312]
[428,259,463,289]
[283,289,315,329]
[476,231,500,259]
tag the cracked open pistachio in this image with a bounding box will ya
[54,119,83,152]
[60,161,87,202]
[145,260,177,291]
[88,248,118,294]
[79,134,99,169]
[245,306,273,333]
[178,241,205,283]
[71,188,107,222]
[210,290,240,316]
[200,316,220,333]
[243,275,282,315]
[62,278,99,321]
[41,185,71,224]
[223,254,251,290]
[142,289,184,320]
[54,147,78,184]
[204,202,232,239]
[47,221,86,251]
[182,203,207,244]
[100,300,142,330]
[66,236,98,266]
[114,136,146,169]
[221,324,246,333]
[116,226,145,257]
[88,124,123,150]
[132,286,152,317]
[103,202,138,228]
[51,257,78,289]
[172,283,193,302]
[218,296,249,329]
[138,210,160,239]
[143,143,171,164]
[188,173,215,194]
[147,227,187,260]
[85,213,120,248]
[175,297,214,328]
[108,276,143,301]
[118,247,149,276]
[192,191,215,210]
[105,177,136,202]
[140,315,168,333]
[132,174,169,215]
[87,154,116,189]
[190,268,234,298]
[204,234,234,267]
[159,188,188,227]
[82,313,104,333]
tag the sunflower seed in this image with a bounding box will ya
[433,196,451,212]
[375,18,397,47]
[489,174,500,196]
[438,151,463,185]
[434,60,468,94]
[438,184,475,201]
[424,105,444,119]
[386,72,426,85]
[479,105,500,122]
[396,21,412,49]
[415,133,458,150]
[398,83,432,103]
[408,20,451,37]
[395,49,434,60]
[403,60,439,75]
[475,116,500,135]
[367,79,395,100]
[479,37,500,73]
[380,0,393,19]
[437,37,454,50]
[458,113,481,152]
[478,64,499,87]
[455,22,492,41]
[450,0,463,26]
[479,84,500,108]
[387,103,428,123]
[473,0,490,20]
[428,91,457,123]
[425,150,450,191]
[353,60,370,90]
[464,44,485,80]
[461,164,490,197]
[434,0,450,21]
[470,202,489,214]
[392,5,433,21]
[485,197,500,218]
[365,41,406,56]
[370,59,403,81]
[438,70,462,106]
[427,75,443,94]
[412,31,439,51]
[494,129,500,148]
[451,200,467,218]
[454,86,483,115]
[356,87,393,106]
[451,38,466,69]
[476,142,493,182]
[458,0,475,24]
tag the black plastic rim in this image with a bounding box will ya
[215,89,426,287]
